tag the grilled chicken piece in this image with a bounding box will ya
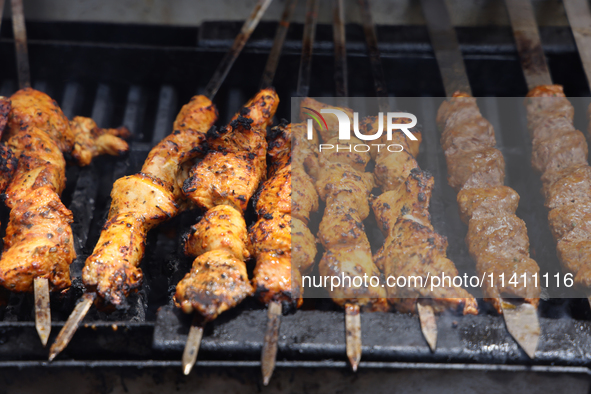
[303,103,388,312]
[0,96,10,137]
[176,249,253,319]
[0,98,17,197]
[177,205,254,320]
[371,167,477,315]
[250,121,319,308]
[69,116,130,166]
[0,88,129,293]
[526,85,591,288]
[438,92,540,313]
[175,89,278,320]
[83,95,217,306]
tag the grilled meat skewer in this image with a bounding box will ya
[0,88,129,346]
[527,85,591,290]
[175,89,278,321]
[301,98,387,371]
[49,94,217,361]
[437,92,541,357]
[367,116,478,317]
[0,88,129,293]
[174,89,278,375]
[253,121,319,385]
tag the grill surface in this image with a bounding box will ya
[0,20,591,370]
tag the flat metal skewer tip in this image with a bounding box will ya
[261,300,282,385]
[417,301,437,352]
[501,299,540,359]
[182,319,204,375]
[48,292,96,361]
[345,303,361,372]
[34,277,51,347]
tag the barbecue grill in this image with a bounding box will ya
[1,0,591,382]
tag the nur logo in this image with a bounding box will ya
[305,109,418,142]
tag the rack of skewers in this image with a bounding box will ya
[1,0,591,385]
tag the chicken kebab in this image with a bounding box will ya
[174,88,278,374]
[526,86,591,300]
[0,97,17,220]
[299,97,389,371]
[49,94,218,360]
[251,120,319,384]
[0,88,129,346]
[437,93,541,357]
[365,115,478,350]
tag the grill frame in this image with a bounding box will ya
[0,19,590,370]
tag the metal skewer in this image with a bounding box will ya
[422,0,541,357]
[49,0,273,364]
[261,300,282,384]
[204,0,274,99]
[334,0,363,371]
[260,0,297,89]
[8,0,50,347]
[10,0,31,89]
[562,0,591,309]
[358,0,388,112]
[258,0,298,385]
[297,0,319,97]
[505,0,589,328]
[563,0,591,89]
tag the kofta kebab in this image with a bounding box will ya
[0,89,129,345]
[437,94,541,357]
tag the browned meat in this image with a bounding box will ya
[301,100,388,312]
[445,148,505,192]
[251,122,317,308]
[175,89,278,320]
[371,165,477,315]
[457,186,519,224]
[438,92,540,313]
[526,84,591,289]
[0,97,10,137]
[0,89,128,294]
[84,95,217,306]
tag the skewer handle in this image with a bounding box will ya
[48,292,96,361]
[10,0,31,89]
[204,0,274,100]
[261,300,282,385]
[345,303,361,372]
[34,277,51,347]
[260,0,298,89]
